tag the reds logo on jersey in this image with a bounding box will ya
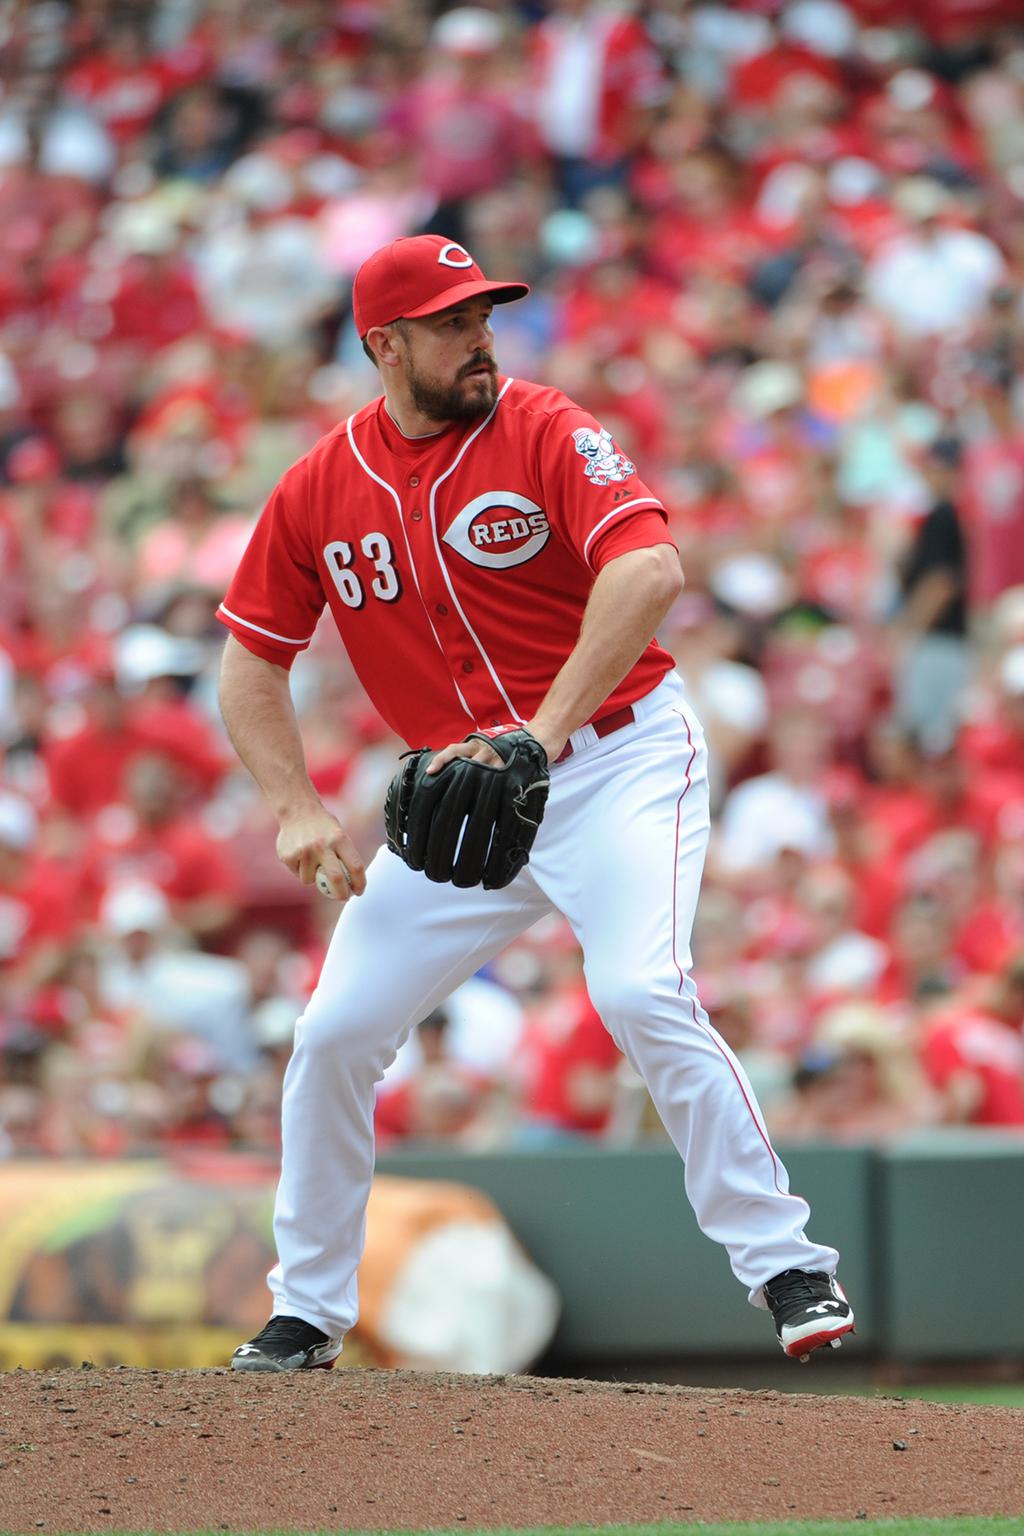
[572,427,635,487]
[443,491,551,569]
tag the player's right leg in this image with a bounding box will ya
[231,846,550,1371]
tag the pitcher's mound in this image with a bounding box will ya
[1,1366,1022,1531]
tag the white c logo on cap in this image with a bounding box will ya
[438,243,474,269]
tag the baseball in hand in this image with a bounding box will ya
[316,864,350,899]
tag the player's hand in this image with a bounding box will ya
[275,807,367,901]
[428,722,567,776]
[427,738,503,774]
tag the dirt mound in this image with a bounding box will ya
[1,1365,1022,1532]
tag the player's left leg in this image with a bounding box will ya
[528,673,853,1358]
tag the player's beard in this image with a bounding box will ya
[407,352,498,423]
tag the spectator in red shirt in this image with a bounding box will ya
[822,769,904,940]
[153,1036,235,1148]
[961,363,1024,609]
[874,891,961,1006]
[913,724,1017,854]
[961,645,1024,788]
[79,752,240,940]
[731,39,843,117]
[0,792,76,982]
[374,1006,493,1145]
[860,720,935,862]
[521,953,623,1138]
[953,840,1024,979]
[862,716,1012,868]
[920,956,1024,1126]
[109,237,206,357]
[45,669,225,822]
[63,13,175,148]
[559,250,679,361]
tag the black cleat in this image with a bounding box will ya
[230,1315,343,1372]
[764,1269,855,1362]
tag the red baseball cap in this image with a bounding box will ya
[352,234,529,338]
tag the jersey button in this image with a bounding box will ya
[462,661,474,674]
[411,510,422,522]
[436,603,449,616]
[409,475,420,487]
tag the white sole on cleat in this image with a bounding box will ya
[780,1317,855,1359]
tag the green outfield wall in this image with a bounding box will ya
[1,1138,1022,1368]
[378,1133,1024,1363]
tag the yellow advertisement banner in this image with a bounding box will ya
[0,1161,277,1340]
[0,1324,250,1371]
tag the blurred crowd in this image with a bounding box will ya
[3,0,1024,1159]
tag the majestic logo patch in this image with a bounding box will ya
[572,426,635,487]
[443,491,550,568]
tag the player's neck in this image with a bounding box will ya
[382,400,447,440]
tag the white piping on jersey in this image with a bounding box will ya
[218,603,316,646]
[581,497,664,567]
[383,404,444,440]
[344,413,475,722]
[427,377,526,725]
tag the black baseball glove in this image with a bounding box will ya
[384,729,550,890]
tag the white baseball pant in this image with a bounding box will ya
[268,671,839,1338]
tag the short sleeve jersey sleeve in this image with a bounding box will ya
[535,405,673,571]
[217,465,326,668]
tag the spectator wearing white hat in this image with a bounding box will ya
[96,881,259,1072]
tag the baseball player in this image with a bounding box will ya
[218,234,854,1371]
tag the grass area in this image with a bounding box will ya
[39,1522,1024,1536]
[878,1385,1024,1407]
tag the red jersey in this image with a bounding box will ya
[64,55,174,141]
[962,436,1024,607]
[217,378,676,746]
[523,983,622,1134]
[45,699,226,819]
[79,812,239,919]
[960,719,1024,779]
[110,260,205,351]
[921,1007,1024,1127]
[0,857,77,968]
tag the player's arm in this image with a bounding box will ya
[218,635,366,899]
[526,543,682,760]
[429,544,682,770]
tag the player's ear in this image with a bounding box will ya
[369,324,406,371]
